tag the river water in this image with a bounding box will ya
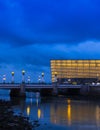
[0,89,100,130]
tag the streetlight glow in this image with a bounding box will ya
[54,72,57,82]
[22,70,25,75]
[41,72,45,83]
[55,72,57,76]
[28,76,30,84]
[22,70,25,83]
[11,71,15,83]
[42,72,44,76]
[12,72,14,76]
[3,75,6,83]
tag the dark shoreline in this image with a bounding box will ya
[0,99,39,130]
[0,94,100,130]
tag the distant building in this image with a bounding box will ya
[50,60,100,84]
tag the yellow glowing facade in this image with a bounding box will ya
[51,60,100,83]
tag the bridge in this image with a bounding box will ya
[0,83,99,97]
[0,83,82,97]
[0,83,82,89]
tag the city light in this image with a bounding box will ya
[22,70,25,83]
[22,70,25,75]
[27,106,30,116]
[38,108,41,119]
[38,76,41,83]
[51,60,100,83]
[27,76,30,83]
[3,75,6,83]
[42,72,44,77]
[11,72,14,83]
[55,72,57,76]
[11,72,14,76]
[41,72,45,83]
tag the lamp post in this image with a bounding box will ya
[38,76,41,84]
[22,70,25,83]
[68,78,71,84]
[27,76,30,84]
[54,72,57,83]
[3,75,6,84]
[97,73,99,82]
[41,72,44,83]
[0,75,1,83]
[52,72,58,96]
[11,72,14,84]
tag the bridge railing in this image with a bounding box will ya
[58,84,82,88]
[0,83,82,89]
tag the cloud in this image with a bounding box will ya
[0,0,100,82]
[0,0,100,46]
[0,42,100,66]
[0,41,100,82]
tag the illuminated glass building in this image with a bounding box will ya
[50,60,100,84]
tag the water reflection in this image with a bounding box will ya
[67,103,71,126]
[50,99,100,127]
[36,98,39,107]
[38,108,41,119]
[96,105,100,127]
[27,106,30,116]
[1,90,100,129]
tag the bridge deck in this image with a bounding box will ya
[0,84,82,89]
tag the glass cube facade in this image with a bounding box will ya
[50,60,100,84]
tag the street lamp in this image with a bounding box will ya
[68,78,71,82]
[54,72,57,82]
[41,72,44,83]
[3,75,6,84]
[0,75,2,83]
[27,76,30,84]
[22,70,25,83]
[38,76,41,83]
[11,71,14,84]
[97,73,99,81]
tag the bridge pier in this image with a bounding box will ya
[52,83,58,96]
[10,88,20,97]
[40,88,53,96]
[10,84,26,98]
[80,85,90,95]
[20,84,26,98]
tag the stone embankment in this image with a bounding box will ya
[0,100,40,130]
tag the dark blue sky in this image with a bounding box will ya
[0,0,100,82]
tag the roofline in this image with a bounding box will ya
[50,59,100,61]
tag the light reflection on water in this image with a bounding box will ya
[0,90,100,129]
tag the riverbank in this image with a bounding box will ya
[0,99,38,130]
[0,92,100,130]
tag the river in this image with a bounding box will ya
[0,89,100,130]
